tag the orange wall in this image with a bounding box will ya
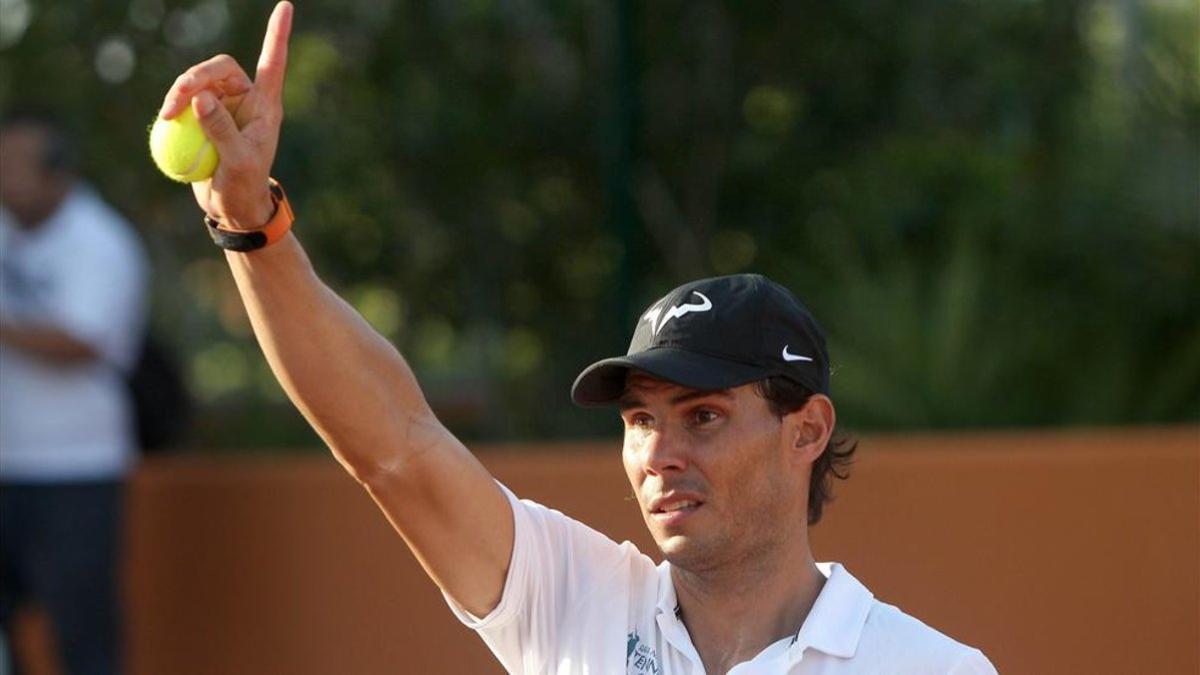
[17,428,1200,674]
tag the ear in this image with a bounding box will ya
[782,394,836,466]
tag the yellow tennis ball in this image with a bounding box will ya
[148,105,219,183]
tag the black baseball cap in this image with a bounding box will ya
[571,274,831,406]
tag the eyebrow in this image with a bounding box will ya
[617,388,733,411]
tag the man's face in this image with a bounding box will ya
[619,373,808,573]
[0,125,67,228]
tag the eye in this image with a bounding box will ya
[690,408,721,426]
[625,412,654,429]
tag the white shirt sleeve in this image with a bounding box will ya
[443,483,638,674]
[948,648,999,674]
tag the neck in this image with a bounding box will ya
[11,182,72,230]
[671,539,826,674]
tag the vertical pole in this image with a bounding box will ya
[605,0,640,332]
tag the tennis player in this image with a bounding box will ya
[158,3,998,672]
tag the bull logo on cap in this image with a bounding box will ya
[641,291,712,336]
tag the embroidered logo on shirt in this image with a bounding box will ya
[626,632,661,675]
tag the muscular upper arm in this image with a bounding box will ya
[358,413,513,618]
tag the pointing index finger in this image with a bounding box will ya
[254,1,293,100]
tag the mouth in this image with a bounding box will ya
[648,493,705,526]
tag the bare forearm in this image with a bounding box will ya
[225,232,436,481]
[164,5,514,615]
[0,320,98,363]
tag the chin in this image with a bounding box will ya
[655,534,718,572]
[656,533,688,556]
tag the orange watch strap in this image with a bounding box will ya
[204,178,295,252]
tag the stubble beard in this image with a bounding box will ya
[653,490,790,581]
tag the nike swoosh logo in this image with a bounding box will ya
[642,291,713,335]
[782,345,813,362]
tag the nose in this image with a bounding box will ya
[636,425,688,477]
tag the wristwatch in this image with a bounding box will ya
[204,178,294,252]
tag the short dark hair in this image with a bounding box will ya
[0,108,78,172]
[755,376,857,526]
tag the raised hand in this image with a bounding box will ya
[158,1,293,231]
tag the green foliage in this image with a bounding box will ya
[1,0,1195,447]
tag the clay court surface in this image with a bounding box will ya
[12,426,1199,674]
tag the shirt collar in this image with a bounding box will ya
[655,561,682,618]
[8,183,86,242]
[653,562,702,667]
[656,561,875,661]
[790,562,874,659]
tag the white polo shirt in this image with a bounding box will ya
[0,185,147,482]
[446,486,997,674]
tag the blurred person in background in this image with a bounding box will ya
[0,109,148,675]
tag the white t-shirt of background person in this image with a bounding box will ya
[445,485,998,674]
[0,184,147,482]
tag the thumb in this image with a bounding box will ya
[192,90,244,160]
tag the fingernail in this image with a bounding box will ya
[194,91,215,116]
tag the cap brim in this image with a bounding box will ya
[570,347,774,407]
